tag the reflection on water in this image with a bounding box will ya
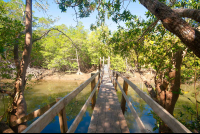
[27,111,91,133]
[125,94,159,133]
[115,82,159,133]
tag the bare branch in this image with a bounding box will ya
[32,29,54,43]
[73,7,79,26]
[32,28,81,54]
[137,19,159,43]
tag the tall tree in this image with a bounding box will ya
[9,0,32,132]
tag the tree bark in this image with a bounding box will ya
[139,0,200,58]
[173,9,200,23]
[76,49,81,75]
[9,0,32,132]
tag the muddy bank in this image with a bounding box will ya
[29,68,155,84]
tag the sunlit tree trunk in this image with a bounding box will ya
[76,49,82,75]
[10,0,32,132]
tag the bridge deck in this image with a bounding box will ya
[88,73,129,133]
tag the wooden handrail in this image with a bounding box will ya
[114,77,146,133]
[22,71,100,133]
[113,70,191,133]
[67,76,101,133]
[11,101,56,126]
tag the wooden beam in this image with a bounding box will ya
[67,78,100,133]
[98,58,101,91]
[120,77,129,114]
[91,73,96,109]
[56,97,68,133]
[22,72,99,133]
[11,101,56,126]
[114,71,191,133]
[114,73,118,91]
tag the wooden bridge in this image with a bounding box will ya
[10,57,192,133]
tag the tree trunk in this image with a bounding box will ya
[139,0,200,58]
[9,0,32,132]
[76,49,81,75]
[156,50,183,133]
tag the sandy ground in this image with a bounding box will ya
[35,69,155,84]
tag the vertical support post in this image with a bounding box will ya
[115,73,118,91]
[112,71,115,86]
[98,59,101,91]
[103,57,104,68]
[108,57,110,72]
[56,97,68,133]
[121,77,129,114]
[110,70,112,82]
[126,58,127,71]
[100,57,101,70]
[91,73,96,109]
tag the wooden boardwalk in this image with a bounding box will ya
[88,73,130,133]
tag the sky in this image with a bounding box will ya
[6,0,148,32]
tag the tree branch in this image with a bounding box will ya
[32,28,80,50]
[137,19,159,43]
[0,89,14,97]
[173,8,200,23]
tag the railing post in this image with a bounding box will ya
[115,72,118,91]
[103,57,104,67]
[98,59,101,91]
[112,71,115,86]
[110,70,112,82]
[108,56,110,71]
[56,97,68,133]
[121,77,129,114]
[91,73,96,109]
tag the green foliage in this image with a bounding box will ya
[110,55,126,72]
[177,105,200,132]
[0,0,24,57]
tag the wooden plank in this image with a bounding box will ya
[88,74,129,133]
[67,79,100,133]
[114,73,118,91]
[56,97,68,133]
[91,73,96,108]
[22,97,65,133]
[115,71,192,133]
[115,78,146,133]
[120,78,129,114]
[22,72,99,133]
[63,72,99,105]
[11,101,56,126]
